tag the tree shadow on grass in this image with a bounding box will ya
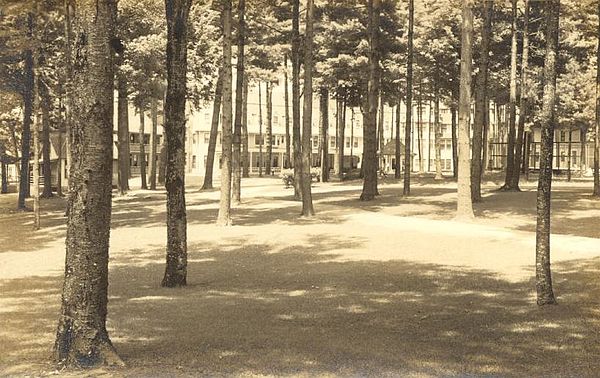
[0,194,67,253]
[3,236,600,376]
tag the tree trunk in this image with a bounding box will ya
[161,0,192,287]
[339,97,347,180]
[471,0,493,202]
[157,127,167,186]
[320,87,329,182]
[232,0,245,203]
[427,100,432,172]
[417,80,423,172]
[149,97,158,190]
[580,128,585,177]
[595,0,600,196]
[378,91,384,171]
[266,82,273,175]
[40,81,53,198]
[512,0,530,190]
[395,92,402,179]
[360,0,380,201]
[117,75,130,194]
[18,14,34,210]
[217,0,233,226]
[1,143,7,194]
[482,97,490,172]
[32,66,40,230]
[351,108,355,166]
[456,0,474,219]
[334,98,341,176]
[301,0,316,215]
[292,0,302,200]
[242,78,250,178]
[451,103,458,178]
[258,82,263,177]
[403,0,414,195]
[567,128,572,181]
[434,72,443,180]
[138,109,147,189]
[502,0,519,191]
[535,0,559,306]
[54,0,124,366]
[284,55,291,169]
[202,69,223,190]
[63,0,73,191]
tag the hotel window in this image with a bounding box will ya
[313,138,318,148]
[204,132,210,143]
[346,137,351,148]
[254,135,263,145]
[192,133,198,145]
[273,115,279,125]
[353,138,359,148]
[192,155,197,169]
[330,137,336,148]
[560,131,566,142]
[204,113,210,121]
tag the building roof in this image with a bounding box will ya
[381,140,406,156]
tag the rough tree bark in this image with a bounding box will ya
[471,0,493,202]
[502,0,519,191]
[202,68,223,190]
[360,0,380,201]
[300,0,315,215]
[535,0,559,306]
[54,0,124,367]
[320,87,329,182]
[232,0,245,203]
[292,0,302,200]
[217,0,233,226]
[403,0,414,195]
[161,0,192,287]
[117,74,130,194]
[138,109,147,189]
[512,0,530,189]
[456,0,475,220]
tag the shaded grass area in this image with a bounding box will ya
[2,177,600,376]
[2,238,600,376]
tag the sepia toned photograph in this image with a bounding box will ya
[1,0,600,376]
